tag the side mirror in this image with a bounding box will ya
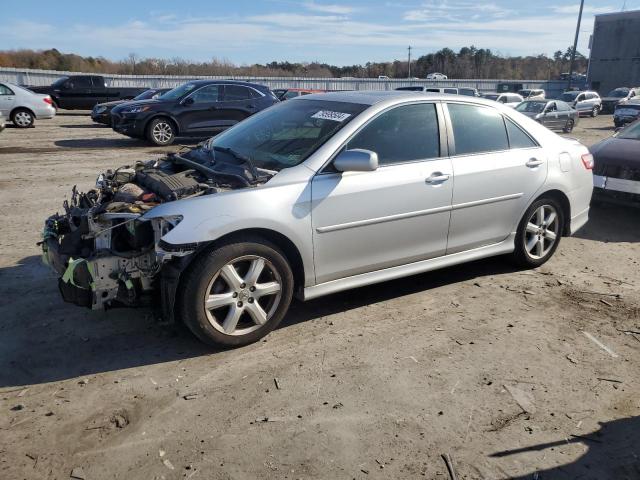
[334,149,379,172]
[182,96,194,106]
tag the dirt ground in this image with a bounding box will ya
[0,112,639,480]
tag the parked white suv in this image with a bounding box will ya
[561,91,602,117]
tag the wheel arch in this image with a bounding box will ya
[10,106,36,121]
[144,113,180,135]
[533,189,571,236]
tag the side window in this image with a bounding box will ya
[505,118,537,149]
[190,85,220,103]
[576,94,585,102]
[73,77,92,88]
[630,91,636,98]
[347,103,440,165]
[557,102,570,111]
[448,103,509,155]
[223,85,251,101]
[283,90,299,100]
[444,88,458,94]
[547,102,557,112]
[0,84,14,95]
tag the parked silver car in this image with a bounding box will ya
[515,100,579,133]
[0,82,56,127]
[561,90,602,117]
[42,91,593,347]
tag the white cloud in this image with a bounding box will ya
[552,5,616,14]
[303,2,356,14]
[404,1,510,21]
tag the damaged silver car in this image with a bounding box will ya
[42,92,594,347]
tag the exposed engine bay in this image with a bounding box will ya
[41,145,274,314]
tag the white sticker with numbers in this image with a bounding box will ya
[311,110,352,122]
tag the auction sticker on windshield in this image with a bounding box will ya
[311,110,352,122]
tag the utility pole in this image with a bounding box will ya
[567,0,585,91]
[408,46,412,79]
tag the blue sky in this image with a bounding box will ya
[2,1,637,65]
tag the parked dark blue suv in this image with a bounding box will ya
[110,80,279,145]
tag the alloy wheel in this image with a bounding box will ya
[14,111,32,127]
[524,205,560,260]
[152,122,173,144]
[203,255,282,336]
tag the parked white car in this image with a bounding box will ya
[0,82,56,128]
[519,89,546,100]
[426,72,448,80]
[482,92,524,107]
[560,90,602,117]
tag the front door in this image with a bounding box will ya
[0,84,16,117]
[542,101,562,128]
[444,102,548,253]
[177,84,224,134]
[311,102,453,284]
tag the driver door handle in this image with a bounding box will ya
[526,158,544,168]
[425,172,450,184]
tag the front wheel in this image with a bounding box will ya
[146,117,175,146]
[591,106,600,118]
[12,109,34,128]
[179,239,294,347]
[563,119,575,133]
[510,198,564,268]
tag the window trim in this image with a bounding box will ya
[442,101,524,157]
[318,101,448,174]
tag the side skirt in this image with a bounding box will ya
[302,233,516,301]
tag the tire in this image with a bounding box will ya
[510,197,564,269]
[178,238,294,347]
[563,119,575,133]
[146,117,175,146]
[11,109,34,128]
[591,105,599,118]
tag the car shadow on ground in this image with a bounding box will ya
[490,416,640,479]
[60,124,109,129]
[0,253,519,388]
[576,203,640,243]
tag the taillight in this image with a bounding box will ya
[581,153,594,170]
[43,97,53,105]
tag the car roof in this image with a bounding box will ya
[184,79,269,90]
[296,90,502,107]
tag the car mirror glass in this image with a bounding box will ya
[333,149,379,173]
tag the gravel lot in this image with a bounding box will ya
[1,112,639,480]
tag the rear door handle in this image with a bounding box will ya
[526,158,544,168]
[425,172,450,184]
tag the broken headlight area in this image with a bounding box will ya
[41,147,273,312]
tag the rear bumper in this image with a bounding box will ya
[594,174,640,202]
[35,105,56,119]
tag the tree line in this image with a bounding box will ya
[0,47,587,80]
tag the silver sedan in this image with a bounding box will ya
[0,82,56,128]
[43,91,594,347]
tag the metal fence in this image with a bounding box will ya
[0,67,571,97]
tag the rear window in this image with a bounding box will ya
[448,103,509,155]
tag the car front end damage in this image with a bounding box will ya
[41,147,271,318]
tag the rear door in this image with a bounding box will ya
[216,85,259,125]
[311,102,453,283]
[69,76,95,109]
[444,102,547,253]
[0,84,16,117]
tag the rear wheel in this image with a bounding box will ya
[11,109,34,128]
[179,239,294,347]
[146,117,175,145]
[511,198,564,268]
[563,119,575,133]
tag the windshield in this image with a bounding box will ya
[607,88,629,98]
[483,94,499,101]
[134,89,161,100]
[159,83,197,100]
[561,92,579,101]
[202,99,368,171]
[617,121,640,140]
[516,101,547,113]
[51,77,69,87]
[518,90,532,96]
